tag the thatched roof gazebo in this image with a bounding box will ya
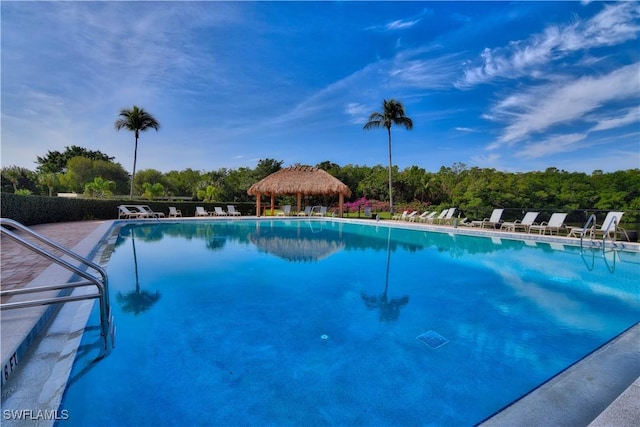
[247,166,352,216]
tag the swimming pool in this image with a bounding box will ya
[58,219,639,426]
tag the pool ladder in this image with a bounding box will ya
[0,218,115,359]
[578,213,626,253]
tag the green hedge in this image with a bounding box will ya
[0,193,256,226]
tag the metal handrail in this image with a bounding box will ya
[0,218,114,356]
[579,213,597,250]
[601,215,619,252]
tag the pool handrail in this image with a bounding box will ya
[0,218,115,358]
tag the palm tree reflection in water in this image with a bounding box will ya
[361,227,409,322]
[116,228,161,315]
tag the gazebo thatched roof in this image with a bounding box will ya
[247,166,352,197]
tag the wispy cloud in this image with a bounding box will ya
[390,49,461,90]
[487,62,639,148]
[345,103,370,124]
[386,19,421,31]
[588,107,640,132]
[457,2,640,87]
[515,133,586,159]
[367,8,433,32]
[470,153,501,167]
[265,46,460,131]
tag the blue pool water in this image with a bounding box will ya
[59,219,639,426]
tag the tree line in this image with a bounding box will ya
[2,145,638,219]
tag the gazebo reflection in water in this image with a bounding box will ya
[250,221,409,322]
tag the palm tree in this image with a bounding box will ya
[363,99,413,214]
[116,229,161,316]
[84,176,116,198]
[361,227,409,322]
[115,106,160,199]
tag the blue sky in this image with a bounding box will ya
[2,1,639,174]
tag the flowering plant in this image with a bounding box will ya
[344,197,371,213]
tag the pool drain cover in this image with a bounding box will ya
[416,331,449,349]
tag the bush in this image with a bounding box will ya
[0,193,256,226]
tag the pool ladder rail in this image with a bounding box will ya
[0,218,115,359]
[578,213,627,253]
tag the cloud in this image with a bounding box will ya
[267,47,460,130]
[470,153,501,166]
[487,63,639,147]
[455,127,476,133]
[588,107,640,132]
[390,49,461,90]
[515,133,587,158]
[386,19,421,31]
[367,8,433,32]
[345,103,370,124]
[457,2,640,87]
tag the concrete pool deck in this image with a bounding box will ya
[1,218,638,426]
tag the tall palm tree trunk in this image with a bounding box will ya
[387,127,394,214]
[130,133,138,199]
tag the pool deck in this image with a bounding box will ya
[1,218,638,426]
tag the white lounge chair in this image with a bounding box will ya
[528,213,567,235]
[168,207,182,217]
[214,207,228,216]
[568,211,625,239]
[500,212,539,232]
[439,208,456,225]
[118,205,146,219]
[419,211,437,223]
[227,205,241,216]
[471,208,503,228]
[135,205,165,218]
[406,211,418,221]
[428,209,448,224]
[277,205,291,216]
[392,210,408,220]
[195,206,211,217]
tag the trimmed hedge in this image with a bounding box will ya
[0,193,256,226]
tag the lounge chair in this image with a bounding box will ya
[459,218,472,226]
[214,207,228,216]
[392,210,408,220]
[419,211,437,223]
[313,206,328,217]
[195,206,211,217]
[428,209,448,224]
[439,208,456,225]
[227,205,241,216]
[136,205,165,218]
[471,208,503,228]
[118,205,146,219]
[277,205,291,216]
[500,212,539,232]
[406,211,418,221]
[568,211,625,240]
[297,206,312,216]
[168,207,182,217]
[528,213,567,235]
